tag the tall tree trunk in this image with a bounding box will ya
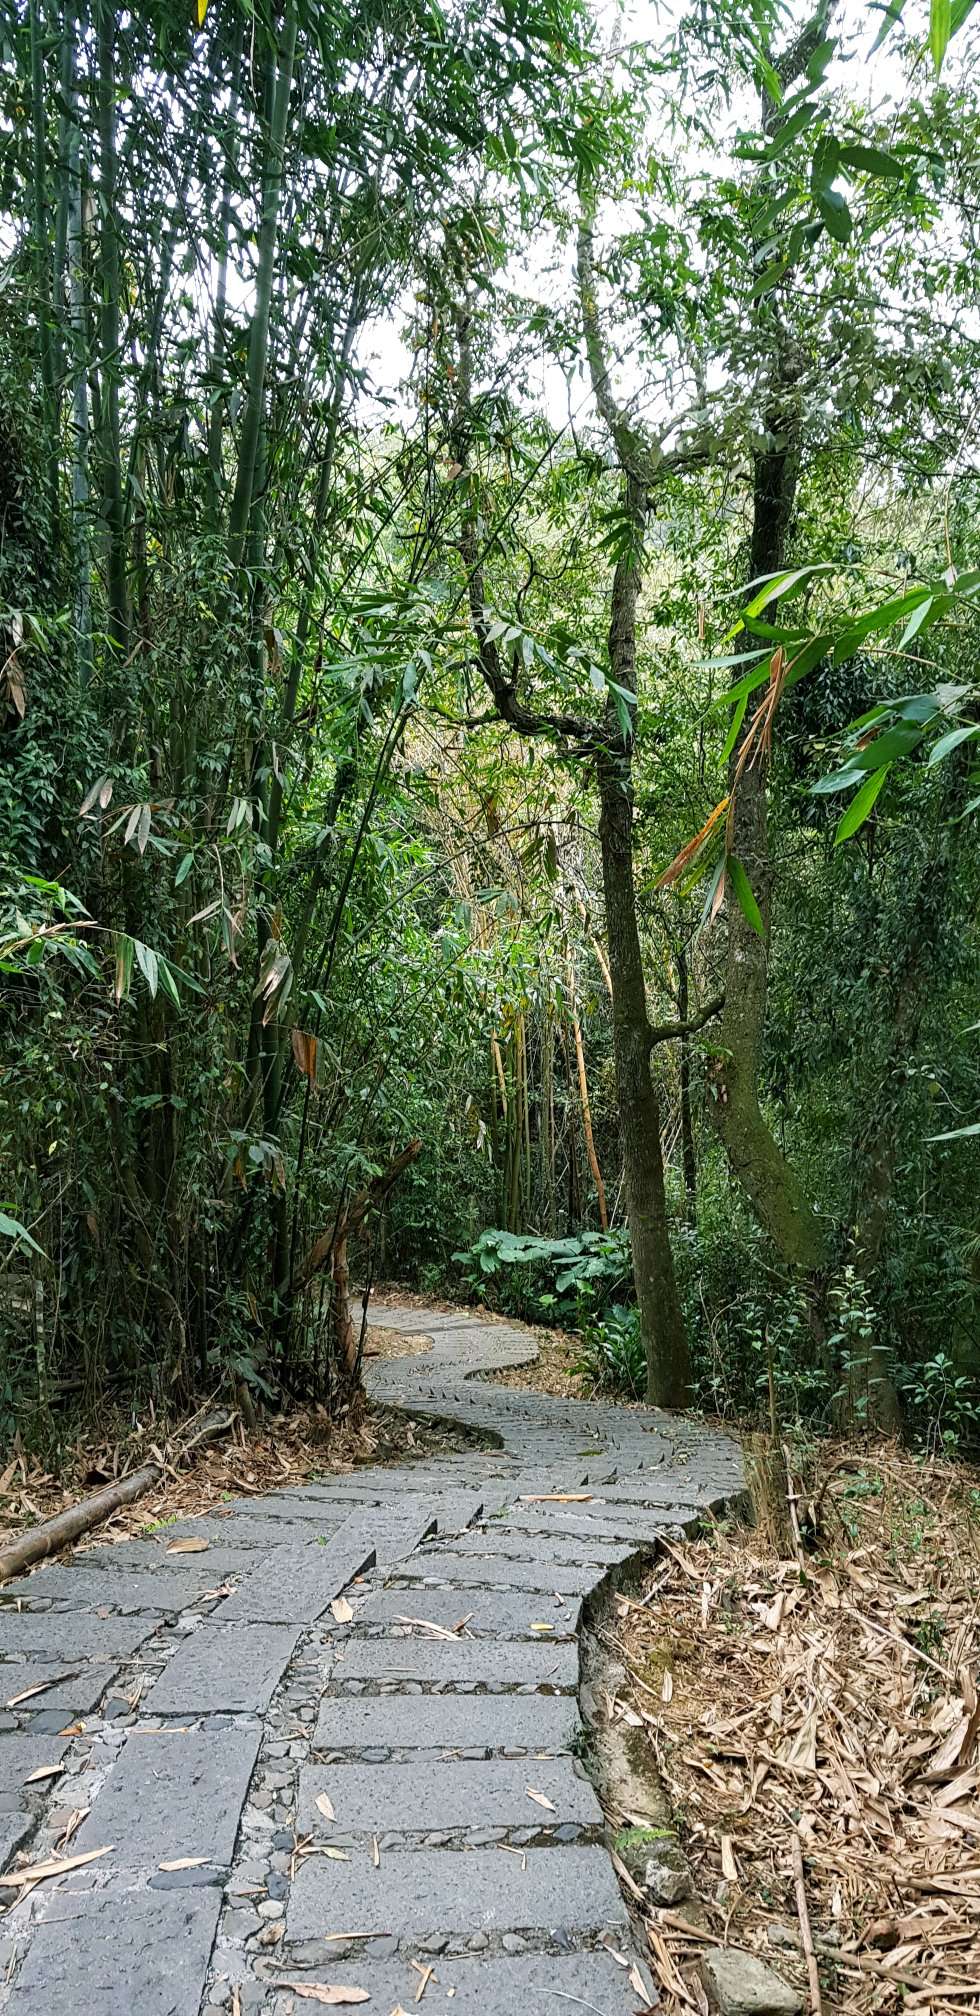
[705,14,835,1270]
[707,380,829,1273]
[597,475,692,1407]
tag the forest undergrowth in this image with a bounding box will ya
[611,1450,980,2014]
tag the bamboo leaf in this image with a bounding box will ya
[726,856,764,937]
[930,0,952,69]
[114,932,135,1002]
[834,763,892,843]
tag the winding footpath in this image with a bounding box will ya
[0,1303,741,2015]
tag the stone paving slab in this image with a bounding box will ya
[4,1562,219,1616]
[143,1623,301,1715]
[448,1528,629,1569]
[4,1886,224,2015]
[33,1537,258,1580]
[72,1721,261,1872]
[347,1503,441,1565]
[334,1635,578,1689]
[0,1810,32,1869]
[0,1661,119,1718]
[276,1951,649,2014]
[211,1528,377,1626]
[314,1693,576,1754]
[505,1504,695,1545]
[350,1587,580,1638]
[153,1512,345,1550]
[288,1841,628,1941]
[397,1550,595,1594]
[298,1755,602,1832]
[0,1734,69,1796]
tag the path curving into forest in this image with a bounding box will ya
[0,1301,742,2016]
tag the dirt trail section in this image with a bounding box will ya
[0,1301,741,2016]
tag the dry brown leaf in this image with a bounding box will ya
[158,1857,210,1871]
[5,1674,74,1708]
[720,1835,739,1883]
[280,1987,369,2006]
[23,1763,64,1784]
[315,1792,336,1822]
[525,1786,557,1812]
[330,1596,354,1624]
[662,1669,674,1704]
[166,1537,210,1555]
[530,1622,555,1633]
[290,1027,319,1083]
[0,1845,112,1889]
[519,1492,593,1503]
[394,1614,459,1641]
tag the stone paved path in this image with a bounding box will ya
[0,1304,742,2015]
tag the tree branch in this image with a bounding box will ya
[647,993,725,1049]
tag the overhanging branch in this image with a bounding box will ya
[647,993,725,1049]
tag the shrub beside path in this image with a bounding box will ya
[0,1302,742,2014]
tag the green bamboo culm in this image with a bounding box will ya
[227,0,299,576]
[95,0,129,657]
[29,0,59,542]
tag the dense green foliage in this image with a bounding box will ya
[1,0,978,1454]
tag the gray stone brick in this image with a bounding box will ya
[288,1842,627,1941]
[4,1886,223,2016]
[396,1551,594,1594]
[0,1811,31,1869]
[73,1721,261,1870]
[154,1513,342,1551]
[0,1734,68,1796]
[352,1588,579,1639]
[49,1539,259,1581]
[0,1662,117,1717]
[5,1563,203,1616]
[313,1693,577,1754]
[143,1624,301,1714]
[449,1529,628,1569]
[334,1636,577,1689]
[273,1951,649,2014]
[298,1756,601,1833]
[0,1607,164,1654]
[212,1532,376,1626]
[507,1505,693,1546]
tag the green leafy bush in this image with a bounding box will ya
[453,1227,631,1325]
[576,1303,646,1397]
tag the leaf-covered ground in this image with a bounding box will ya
[610,1449,980,2013]
[0,1382,471,1561]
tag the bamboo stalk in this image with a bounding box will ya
[95,0,129,654]
[227,0,299,570]
[791,1830,823,2016]
[567,961,608,1230]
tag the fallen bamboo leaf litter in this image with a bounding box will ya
[609,1443,980,2014]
